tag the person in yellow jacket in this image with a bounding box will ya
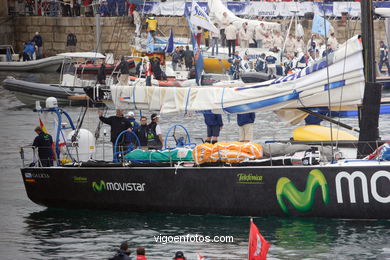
[146,15,157,39]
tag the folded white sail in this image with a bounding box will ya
[112,36,365,117]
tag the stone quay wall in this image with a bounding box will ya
[6,16,387,59]
[11,16,189,57]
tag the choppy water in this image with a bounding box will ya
[1,72,390,259]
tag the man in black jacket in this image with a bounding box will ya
[109,242,131,260]
[32,126,55,167]
[98,109,131,158]
[118,56,130,85]
[66,32,77,52]
[135,116,149,148]
[32,32,43,59]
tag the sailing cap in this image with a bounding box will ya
[127,111,134,117]
[151,113,160,120]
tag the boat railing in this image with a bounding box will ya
[19,145,49,168]
[19,139,387,168]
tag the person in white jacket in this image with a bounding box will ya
[133,10,141,37]
[225,22,237,57]
[254,22,266,48]
[219,12,230,48]
[284,34,296,56]
[239,22,251,48]
[272,31,284,50]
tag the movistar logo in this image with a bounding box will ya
[92,180,146,192]
[276,169,329,214]
[92,180,106,192]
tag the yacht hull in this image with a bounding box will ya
[21,164,390,219]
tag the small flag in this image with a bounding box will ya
[312,15,331,37]
[248,219,271,260]
[147,31,154,52]
[39,118,48,134]
[190,0,218,34]
[164,29,174,53]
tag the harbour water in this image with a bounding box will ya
[1,72,390,259]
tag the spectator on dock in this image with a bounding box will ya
[239,22,251,48]
[225,22,237,57]
[379,40,390,76]
[133,9,141,37]
[32,32,43,59]
[254,22,266,48]
[62,0,72,17]
[99,0,110,17]
[107,0,117,16]
[210,23,220,56]
[66,32,77,52]
[117,0,127,16]
[220,12,230,48]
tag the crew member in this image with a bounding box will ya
[147,113,163,150]
[237,112,256,142]
[204,113,223,144]
[135,116,149,149]
[32,126,54,167]
[98,109,132,156]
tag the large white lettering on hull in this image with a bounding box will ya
[336,170,390,204]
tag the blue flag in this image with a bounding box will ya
[146,31,154,53]
[164,29,174,53]
[312,15,331,37]
[186,15,203,86]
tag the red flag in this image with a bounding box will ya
[248,220,271,260]
[39,118,48,134]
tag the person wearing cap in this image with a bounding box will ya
[125,111,140,147]
[147,113,163,150]
[32,32,43,59]
[126,111,139,131]
[98,109,132,157]
[109,242,131,260]
[203,113,223,144]
[32,126,55,167]
[173,251,186,260]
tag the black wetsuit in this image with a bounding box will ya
[33,132,54,167]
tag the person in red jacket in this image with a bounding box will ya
[173,251,186,260]
[136,247,147,260]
